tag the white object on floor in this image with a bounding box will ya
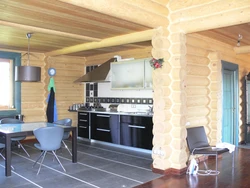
[216,142,235,153]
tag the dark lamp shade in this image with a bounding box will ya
[15,66,41,82]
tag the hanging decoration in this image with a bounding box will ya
[150,58,164,69]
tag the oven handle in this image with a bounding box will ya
[79,113,88,116]
[96,128,110,132]
[128,125,145,129]
[97,114,110,118]
[79,126,88,129]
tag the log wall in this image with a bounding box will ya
[186,33,250,145]
[45,56,86,127]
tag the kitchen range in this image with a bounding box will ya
[77,104,153,150]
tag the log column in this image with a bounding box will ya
[151,26,187,173]
[208,52,222,144]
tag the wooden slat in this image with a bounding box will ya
[58,0,168,28]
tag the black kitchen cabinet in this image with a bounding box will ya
[91,113,119,144]
[120,115,153,150]
[78,112,90,139]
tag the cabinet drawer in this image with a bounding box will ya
[120,115,153,150]
[78,112,89,121]
[120,115,152,126]
[78,125,89,139]
[91,113,119,144]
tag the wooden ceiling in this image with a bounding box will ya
[0,0,153,57]
[197,23,250,47]
[0,0,249,58]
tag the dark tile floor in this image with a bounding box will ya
[0,139,162,188]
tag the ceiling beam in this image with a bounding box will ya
[58,0,168,28]
[0,20,101,42]
[45,29,154,56]
[170,1,250,33]
[234,46,250,54]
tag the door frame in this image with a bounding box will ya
[221,60,239,145]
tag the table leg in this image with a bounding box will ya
[72,128,77,163]
[5,135,11,176]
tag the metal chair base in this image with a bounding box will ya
[33,150,66,175]
[62,140,72,156]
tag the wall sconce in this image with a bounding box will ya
[237,34,243,47]
[15,33,41,82]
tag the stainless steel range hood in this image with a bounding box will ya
[74,58,117,83]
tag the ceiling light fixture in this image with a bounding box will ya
[15,33,41,82]
[237,34,243,47]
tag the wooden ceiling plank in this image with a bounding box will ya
[1,0,149,34]
[58,0,168,28]
[45,29,154,56]
[0,20,101,42]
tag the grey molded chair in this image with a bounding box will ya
[0,118,30,157]
[186,126,232,175]
[33,126,66,175]
[53,118,72,156]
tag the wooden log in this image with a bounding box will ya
[168,0,212,11]
[180,7,250,33]
[187,64,210,76]
[187,96,210,107]
[186,87,209,96]
[120,0,168,15]
[186,75,210,86]
[58,0,168,28]
[186,54,209,66]
[46,29,154,56]
[186,44,209,57]
[234,46,250,54]
[187,107,210,117]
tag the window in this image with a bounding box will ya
[0,51,21,116]
[0,59,14,109]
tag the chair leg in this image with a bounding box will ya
[17,141,30,157]
[37,151,47,175]
[33,151,45,168]
[52,150,66,172]
[203,155,209,171]
[216,154,218,173]
[61,140,72,156]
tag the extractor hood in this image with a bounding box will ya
[74,58,117,83]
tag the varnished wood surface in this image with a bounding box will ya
[0,0,249,57]
[134,147,250,188]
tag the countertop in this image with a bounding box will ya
[77,109,153,117]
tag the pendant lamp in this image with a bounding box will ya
[15,33,41,82]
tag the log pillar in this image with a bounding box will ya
[151,26,187,174]
[208,52,222,144]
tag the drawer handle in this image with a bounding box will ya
[79,126,87,129]
[80,119,87,122]
[128,125,145,129]
[97,114,110,118]
[79,113,88,115]
[96,128,110,132]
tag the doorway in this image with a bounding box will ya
[222,61,239,145]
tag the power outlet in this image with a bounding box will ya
[131,104,136,108]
